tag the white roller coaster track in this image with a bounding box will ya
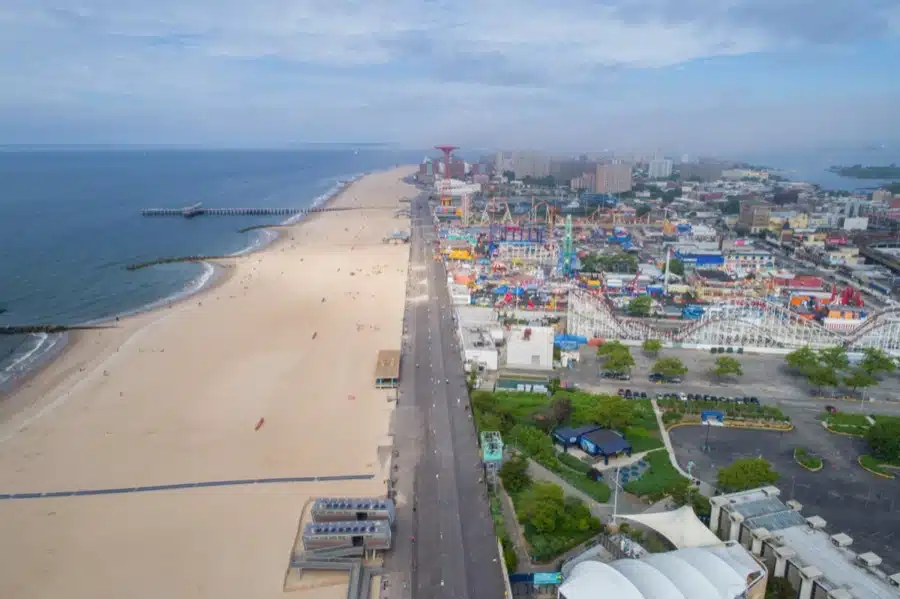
[566,289,900,354]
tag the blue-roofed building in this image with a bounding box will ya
[578,429,633,465]
[552,425,602,449]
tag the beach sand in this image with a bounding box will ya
[0,166,417,599]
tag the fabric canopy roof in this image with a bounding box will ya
[621,505,721,549]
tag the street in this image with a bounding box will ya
[385,193,506,599]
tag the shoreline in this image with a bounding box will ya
[0,172,367,406]
[0,164,417,598]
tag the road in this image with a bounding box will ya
[385,193,506,599]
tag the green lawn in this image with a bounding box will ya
[821,411,871,435]
[859,454,897,477]
[658,398,789,422]
[623,449,688,501]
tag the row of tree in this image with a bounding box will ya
[599,340,741,380]
[785,346,896,392]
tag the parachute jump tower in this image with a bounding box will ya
[435,145,458,208]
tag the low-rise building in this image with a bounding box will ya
[709,486,899,599]
[505,325,554,370]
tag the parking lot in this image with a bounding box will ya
[669,424,900,573]
[566,346,900,413]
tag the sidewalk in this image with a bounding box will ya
[651,399,716,497]
[498,488,533,572]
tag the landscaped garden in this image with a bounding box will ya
[658,397,790,427]
[793,447,823,471]
[819,410,871,436]
[499,456,603,563]
[621,449,688,501]
[471,389,668,503]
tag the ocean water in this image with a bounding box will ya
[0,148,422,390]
[737,146,900,190]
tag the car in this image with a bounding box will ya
[703,394,712,401]
[639,391,648,399]
[648,373,665,383]
[825,404,837,414]
[624,390,633,398]
[750,396,760,405]
[618,389,626,396]
[678,392,688,401]
[655,393,664,400]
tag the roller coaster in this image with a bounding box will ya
[567,289,900,354]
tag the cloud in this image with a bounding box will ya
[0,0,898,150]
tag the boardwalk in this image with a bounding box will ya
[141,203,380,217]
[0,473,374,501]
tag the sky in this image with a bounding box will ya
[1,0,899,155]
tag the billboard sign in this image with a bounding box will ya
[532,572,563,585]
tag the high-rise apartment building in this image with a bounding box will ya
[594,164,633,194]
[739,202,771,234]
[648,159,674,179]
[510,152,551,179]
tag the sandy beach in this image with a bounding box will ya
[0,166,416,599]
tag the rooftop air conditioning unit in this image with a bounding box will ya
[888,573,900,588]
[806,516,827,530]
[857,552,882,568]
[830,533,853,548]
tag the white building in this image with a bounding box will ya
[456,307,501,372]
[843,216,869,231]
[648,159,674,179]
[560,543,765,599]
[505,326,554,370]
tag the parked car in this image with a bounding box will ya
[624,389,633,398]
[639,391,648,399]
[601,370,631,381]
[678,392,688,401]
[825,405,837,414]
[618,389,626,396]
[648,373,665,383]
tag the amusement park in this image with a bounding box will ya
[423,146,900,356]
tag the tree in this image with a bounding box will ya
[502,170,515,182]
[604,349,636,373]
[668,259,685,277]
[859,347,896,377]
[651,357,688,378]
[807,365,840,390]
[642,339,662,355]
[518,482,566,533]
[628,295,652,317]
[717,458,779,492]
[587,396,634,430]
[509,425,556,464]
[785,346,818,375]
[597,340,628,357]
[866,419,900,462]
[711,356,743,379]
[550,396,572,425]
[499,456,532,494]
[818,346,849,372]
[843,368,877,393]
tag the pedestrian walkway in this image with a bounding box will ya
[0,473,374,501]
[651,399,716,497]
[498,489,534,572]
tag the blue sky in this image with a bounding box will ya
[1,0,899,154]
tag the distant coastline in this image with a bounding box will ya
[827,164,900,180]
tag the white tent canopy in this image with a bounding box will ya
[621,505,721,549]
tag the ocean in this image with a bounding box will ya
[0,148,423,391]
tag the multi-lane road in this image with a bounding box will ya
[385,193,506,599]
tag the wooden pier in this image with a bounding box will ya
[141,202,361,218]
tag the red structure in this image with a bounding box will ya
[435,145,458,207]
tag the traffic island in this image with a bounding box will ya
[793,447,823,472]
[858,455,898,479]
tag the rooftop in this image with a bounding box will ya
[374,349,401,380]
[716,488,899,599]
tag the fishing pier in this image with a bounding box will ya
[140,202,361,218]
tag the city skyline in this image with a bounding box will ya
[1,0,899,153]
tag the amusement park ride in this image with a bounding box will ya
[567,288,900,354]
